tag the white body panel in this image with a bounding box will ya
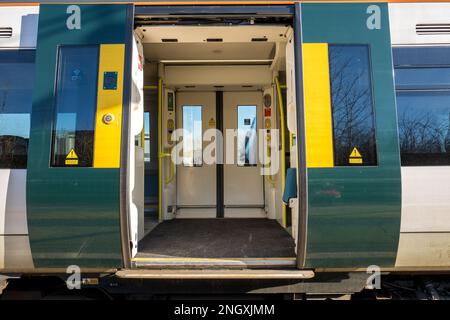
[0,6,39,49]
[400,167,450,233]
[396,233,450,268]
[0,6,37,270]
[390,3,450,268]
[0,170,28,235]
[389,3,450,45]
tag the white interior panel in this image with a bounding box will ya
[176,92,216,217]
[400,167,450,233]
[285,28,297,134]
[129,35,145,256]
[137,25,290,44]
[389,3,450,45]
[165,66,272,87]
[223,91,265,217]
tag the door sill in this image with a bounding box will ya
[131,257,297,269]
[116,268,314,280]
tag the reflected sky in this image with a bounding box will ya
[237,105,257,166]
[182,105,202,166]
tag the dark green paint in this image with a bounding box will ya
[301,3,401,268]
[27,4,131,268]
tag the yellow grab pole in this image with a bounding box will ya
[275,77,287,228]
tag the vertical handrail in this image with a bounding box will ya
[157,78,163,222]
[275,76,287,228]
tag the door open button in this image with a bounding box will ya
[102,113,115,124]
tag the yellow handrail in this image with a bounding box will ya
[161,147,174,185]
[157,78,163,222]
[275,76,287,228]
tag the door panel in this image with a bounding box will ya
[223,92,264,217]
[27,4,133,268]
[300,3,401,268]
[176,92,216,218]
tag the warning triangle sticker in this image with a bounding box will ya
[66,148,78,159]
[349,147,362,158]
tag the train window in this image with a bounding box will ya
[237,105,257,166]
[328,45,378,166]
[182,105,202,167]
[393,47,450,166]
[51,46,99,167]
[0,50,35,169]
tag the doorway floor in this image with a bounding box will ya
[135,218,296,263]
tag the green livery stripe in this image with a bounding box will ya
[301,3,401,268]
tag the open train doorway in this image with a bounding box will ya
[130,18,300,269]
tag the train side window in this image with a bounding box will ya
[0,50,35,169]
[51,46,99,167]
[182,105,202,167]
[237,105,257,166]
[393,47,450,166]
[328,45,378,166]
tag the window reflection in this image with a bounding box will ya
[0,50,35,169]
[182,105,202,167]
[397,92,450,165]
[237,105,257,166]
[51,46,99,167]
[394,47,450,166]
[329,45,377,166]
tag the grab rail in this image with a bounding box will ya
[275,76,287,228]
[157,78,163,222]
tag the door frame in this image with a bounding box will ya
[131,3,307,268]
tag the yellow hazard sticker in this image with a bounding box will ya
[208,117,216,128]
[65,148,79,166]
[348,147,363,164]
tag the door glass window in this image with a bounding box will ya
[182,105,202,167]
[51,46,99,167]
[0,50,35,169]
[237,105,257,166]
[329,45,378,166]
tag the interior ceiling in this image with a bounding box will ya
[138,25,290,63]
[136,25,291,43]
[143,42,276,62]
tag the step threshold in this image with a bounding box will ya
[132,257,297,269]
[116,269,315,280]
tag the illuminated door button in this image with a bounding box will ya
[103,113,115,124]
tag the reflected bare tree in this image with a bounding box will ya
[398,106,450,164]
[329,46,377,165]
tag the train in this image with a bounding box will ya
[0,1,449,299]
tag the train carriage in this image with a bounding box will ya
[0,1,449,298]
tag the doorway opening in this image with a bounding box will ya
[130,22,299,268]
